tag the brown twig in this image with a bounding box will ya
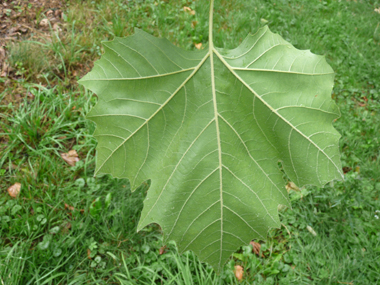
[19,23,46,37]
[1,37,20,41]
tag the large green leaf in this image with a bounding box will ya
[79,17,342,271]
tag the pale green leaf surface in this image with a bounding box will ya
[79,26,342,272]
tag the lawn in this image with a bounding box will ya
[1,0,380,284]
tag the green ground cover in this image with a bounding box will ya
[1,0,380,284]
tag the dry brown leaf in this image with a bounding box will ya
[1,62,8,77]
[7,182,21,198]
[342,166,352,174]
[0,47,5,60]
[64,203,75,211]
[183,6,195,15]
[49,17,59,24]
[234,265,244,281]
[250,241,261,256]
[39,18,49,27]
[54,9,62,18]
[68,149,78,156]
[64,203,84,216]
[159,245,167,255]
[194,42,202,50]
[87,248,92,259]
[285,181,300,192]
[11,12,22,20]
[53,23,61,32]
[60,150,80,166]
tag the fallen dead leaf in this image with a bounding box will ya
[68,149,78,156]
[11,12,22,20]
[49,17,59,24]
[64,203,85,217]
[64,203,75,211]
[375,7,380,14]
[183,6,195,15]
[54,9,62,18]
[159,245,167,255]
[194,42,202,50]
[7,182,21,198]
[60,150,80,166]
[87,248,92,259]
[250,241,261,256]
[234,265,243,281]
[342,166,351,174]
[39,18,49,27]
[53,23,61,32]
[1,62,8,77]
[0,47,5,60]
[286,181,300,192]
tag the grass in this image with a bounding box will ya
[1,0,380,284]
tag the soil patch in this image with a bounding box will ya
[0,0,66,79]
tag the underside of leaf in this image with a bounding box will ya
[79,26,342,272]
